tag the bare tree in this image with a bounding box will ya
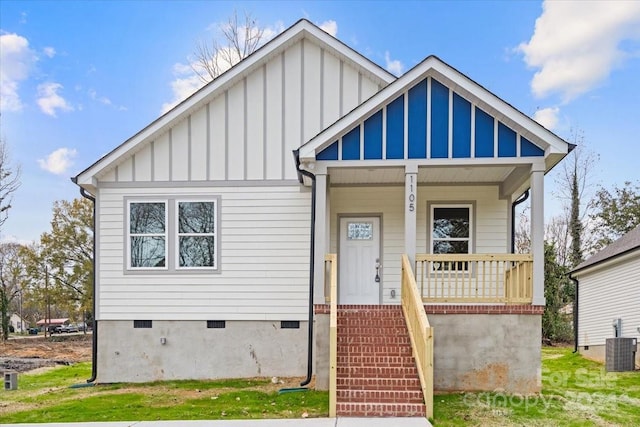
[550,131,600,264]
[191,11,266,83]
[0,138,21,230]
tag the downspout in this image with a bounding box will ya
[570,275,579,353]
[511,190,530,253]
[77,184,98,383]
[293,150,316,387]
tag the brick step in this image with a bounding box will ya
[336,402,426,417]
[337,365,419,378]
[337,327,410,335]
[337,389,424,404]
[337,355,416,367]
[338,335,411,347]
[337,345,413,355]
[337,377,422,390]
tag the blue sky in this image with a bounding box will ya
[1,0,639,243]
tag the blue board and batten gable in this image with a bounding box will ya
[302,56,569,173]
[316,76,544,162]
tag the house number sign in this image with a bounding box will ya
[407,174,416,212]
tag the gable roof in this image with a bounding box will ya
[298,55,571,173]
[73,19,396,191]
[572,225,640,274]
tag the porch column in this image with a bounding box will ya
[314,173,329,304]
[405,164,418,265]
[530,163,545,306]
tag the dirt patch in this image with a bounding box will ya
[0,334,92,372]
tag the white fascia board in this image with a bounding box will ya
[75,19,395,187]
[300,56,570,167]
[571,249,640,279]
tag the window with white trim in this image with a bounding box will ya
[177,200,217,269]
[128,201,167,268]
[430,204,472,270]
[126,198,219,271]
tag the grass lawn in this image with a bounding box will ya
[433,347,640,426]
[1,347,638,425]
[0,365,328,424]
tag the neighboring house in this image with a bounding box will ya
[73,19,571,416]
[571,225,640,367]
[9,313,27,332]
[36,318,69,330]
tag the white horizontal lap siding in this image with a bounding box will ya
[330,186,404,303]
[97,186,311,321]
[577,254,640,346]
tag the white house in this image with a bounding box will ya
[73,19,571,417]
[571,225,640,367]
[9,313,27,333]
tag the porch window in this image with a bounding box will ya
[128,201,167,268]
[430,204,472,270]
[177,201,217,269]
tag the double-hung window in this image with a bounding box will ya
[128,201,167,269]
[177,201,217,269]
[127,198,218,271]
[430,204,472,270]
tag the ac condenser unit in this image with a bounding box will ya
[605,337,637,372]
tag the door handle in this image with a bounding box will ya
[375,259,381,283]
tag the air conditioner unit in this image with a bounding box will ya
[4,371,18,390]
[605,337,637,372]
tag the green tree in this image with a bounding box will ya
[542,242,573,342]
[23,198,94,322]
[591,181,640,249]
[0,243,26,340]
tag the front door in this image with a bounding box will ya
[339,217,381,304]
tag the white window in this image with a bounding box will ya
[430,204,472,270]
[176,200,217,269]
[128,201,167,269]
[126,198,219,272]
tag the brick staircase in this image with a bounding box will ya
[336,305,426,417]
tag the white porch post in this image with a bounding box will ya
[405,164,418,265]
[314,173,329,304]
[530,163,545,306]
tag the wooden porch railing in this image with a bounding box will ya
[415,254,533,304]
[325,253,338,418]
[401,254,434,419]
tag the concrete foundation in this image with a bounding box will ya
[580,344,640,368]
[314,309,542,394]
[428,313,542,393]
[97,320,308,383]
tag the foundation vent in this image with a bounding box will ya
[281,321,300,329]
[207,320,226,329]
[133,320,153,329]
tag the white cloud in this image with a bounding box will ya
[43,46,56,58]
[518,1,640,102]
[37,147,77,175]
[533,106,560,130]
[318,20,338,37]
[0,32,36,112]
[36,82,73,117]
[384,51,404,76]
[162,20,284,114]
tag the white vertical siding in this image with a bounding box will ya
[103,38,384,184]
[210,94,226,180]
[134,144,152,182]
[284,42,302,179]
[246,69,265,180]
[577,253,640,346]
[190,107,208,181]
[97,186,311,321]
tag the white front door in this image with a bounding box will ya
[339,217,381,304]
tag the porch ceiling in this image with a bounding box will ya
[328,164,519,185]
